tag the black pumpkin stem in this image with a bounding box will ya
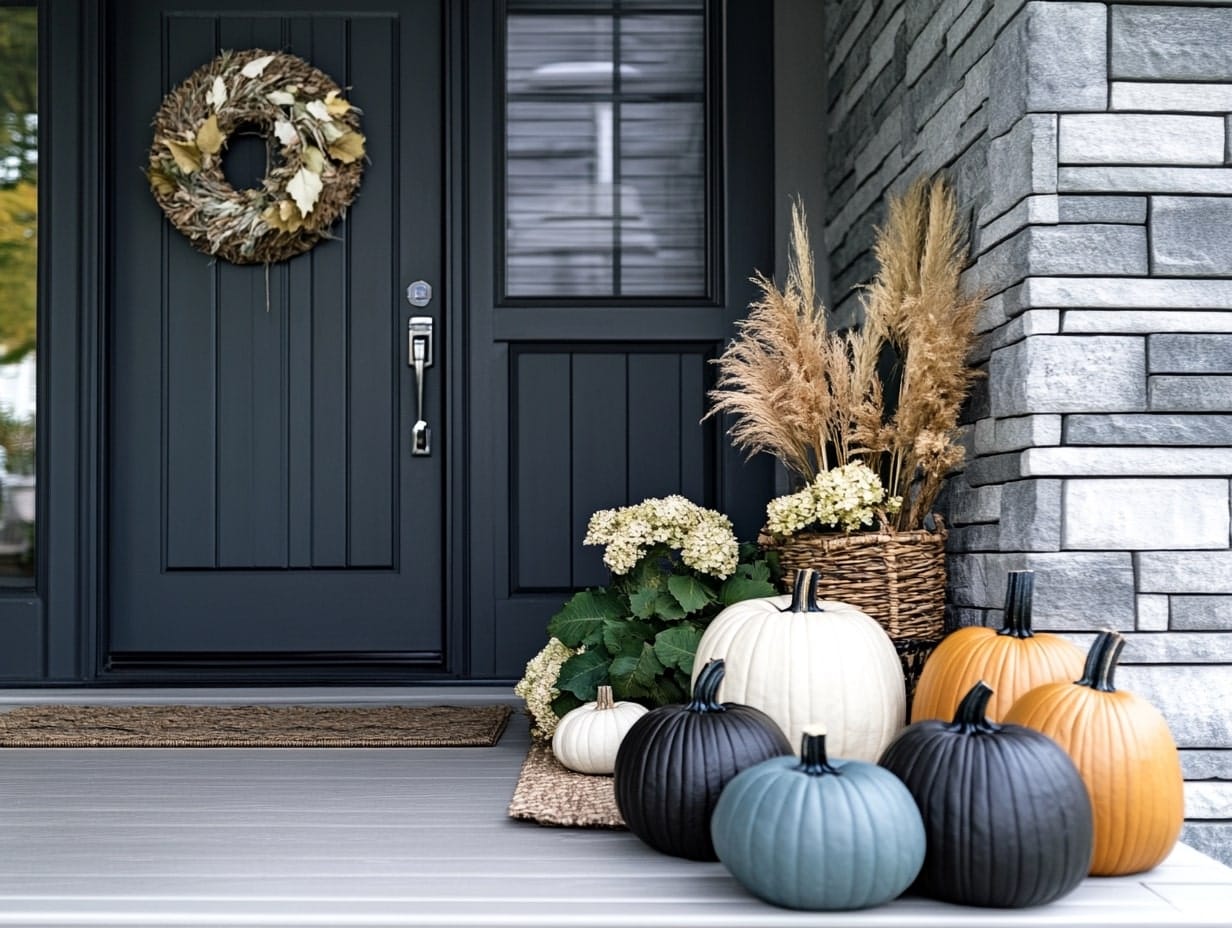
[797,730,840,776]
[687,659,727,713]
[1077,630,1124,693]
[783,567,825,613]
[998,570,1035,639]
[949,681,1000,734]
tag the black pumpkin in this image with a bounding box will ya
[614,658,791,860]
[878,680,1094,908]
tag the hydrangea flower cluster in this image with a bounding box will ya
[766,462,902,537]
[584,495,740,579]
[513,637,582,738]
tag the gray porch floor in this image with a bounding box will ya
[0,687,1227,927]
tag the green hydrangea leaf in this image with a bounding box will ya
[734,560,771,583]
[719,575,777,606]
[609,643,664,699]
[554,650,609,700]
[551,691,584,718]
[667,574,714,614]
[653,625,702,675]
[653,592,686,621]
[547,590,624,647]
[628,588,659,619]
[603,618,654,658]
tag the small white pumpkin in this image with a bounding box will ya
[552,685,648,774]
[692,567,905,762]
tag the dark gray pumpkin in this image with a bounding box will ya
[613,659,791,861]
[878,680,1094,908]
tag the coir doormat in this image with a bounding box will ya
[508,739,626,829]
[0,703,512,748]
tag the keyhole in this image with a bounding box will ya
[221,128,271,191]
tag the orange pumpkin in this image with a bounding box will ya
[1004,630,1184,876]
[911,571,1084,723]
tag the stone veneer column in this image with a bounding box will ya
[824,0,1232,864]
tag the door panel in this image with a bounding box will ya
[108,1,445,666]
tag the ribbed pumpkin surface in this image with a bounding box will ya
[912,571,1084,723]
[880,683,1094,908]
[1004,632,1183,876]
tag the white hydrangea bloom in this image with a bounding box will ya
[513,637,582,739]
[584,496,739,580]
[765,462,901,537]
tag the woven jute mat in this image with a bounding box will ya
[0,703,511,748]
[507,739,626,829]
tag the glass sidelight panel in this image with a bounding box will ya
[505,0,707,298]
[0,3,37,582]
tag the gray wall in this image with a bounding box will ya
[824,0,1232,865]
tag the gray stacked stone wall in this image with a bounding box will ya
[825,0,1232,864]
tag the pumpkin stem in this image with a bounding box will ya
[797,728,840,776]
[949,681,1000,734]
[1077,630,1124,693]
[595,685,614,710]
[687,659,727,713]
[998,570,1035,639]
[783,568,825,613]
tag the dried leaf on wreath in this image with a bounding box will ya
[286,167,323,216]
[305,99,332,122]
[147,167,177,197]
[323,89,351,116]
[267,90,297,107]
[301,145,326,174]
[195,114,225,156]
[320,121,346,142]
[163,138,202,174]
[205,75,228,110]
[261,200,304,233]
[274,119,299,147]
[240,54,276,78]
[328,132,366,164]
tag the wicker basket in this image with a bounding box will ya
[759,518,948,704]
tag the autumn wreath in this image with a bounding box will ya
[147,49,366,265]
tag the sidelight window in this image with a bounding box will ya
[504,0,709,299]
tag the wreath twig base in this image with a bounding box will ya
[147,49,366,265]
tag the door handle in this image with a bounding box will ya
[408,316,433,456]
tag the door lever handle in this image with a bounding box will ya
[408,316,433,456]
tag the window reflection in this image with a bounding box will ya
[505,2,706,298]
[0,4,37,580]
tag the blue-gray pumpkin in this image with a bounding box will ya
[878,680,1094,908]
[614,659,791,861]
[711,727,925,910]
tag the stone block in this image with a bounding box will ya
[1057,195,1147,224]
[1062,479,1230,550]
[977,413,1062,454]
[990,336,1146,416]
[973,311,1062,365]
[1064,311,1232,335]
[1137,594,1170,632]
[1065,414,1232,446]
[1187,782,1232,820]
[965,451,1024,487]
[983,115,1057,223]
[828,0,874,78]
[1059,166,1232,195]
[947,523,1003,553]
[1029,277,1232,310]
[990,2,1106,138]
[905,0,960,86]
[1059,115,1225,165]
[1139,551,1232,594]
[1172,596,1232,631]
[1112,81,1232,112]
[1121,632,1232,664]
[1000,478,1062,551]
[1181,824,1232,869]
[1111,5,1232,81]
[1023,447,1232,477]
[1149,334,1232,374]
[946,478,1002,525]
[976,196,1058,257]
[947,551,1135,629]
[1152,198,1232,277]
[1118,664,1232,748]
[1150,376,1232,412]
[1181,750,1232,780]
[975,226,1147,294]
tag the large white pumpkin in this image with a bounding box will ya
[692,567,905,761]
[551,685,648,774]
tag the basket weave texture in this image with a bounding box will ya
[760,519,948,640]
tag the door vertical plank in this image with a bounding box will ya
[627,354,681,502]
[678,352,707,504]
[307,19,349,569]
[570,354,626,588]
[345,16,395,568]
[514,353,572,590]
[163,15,219,569]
